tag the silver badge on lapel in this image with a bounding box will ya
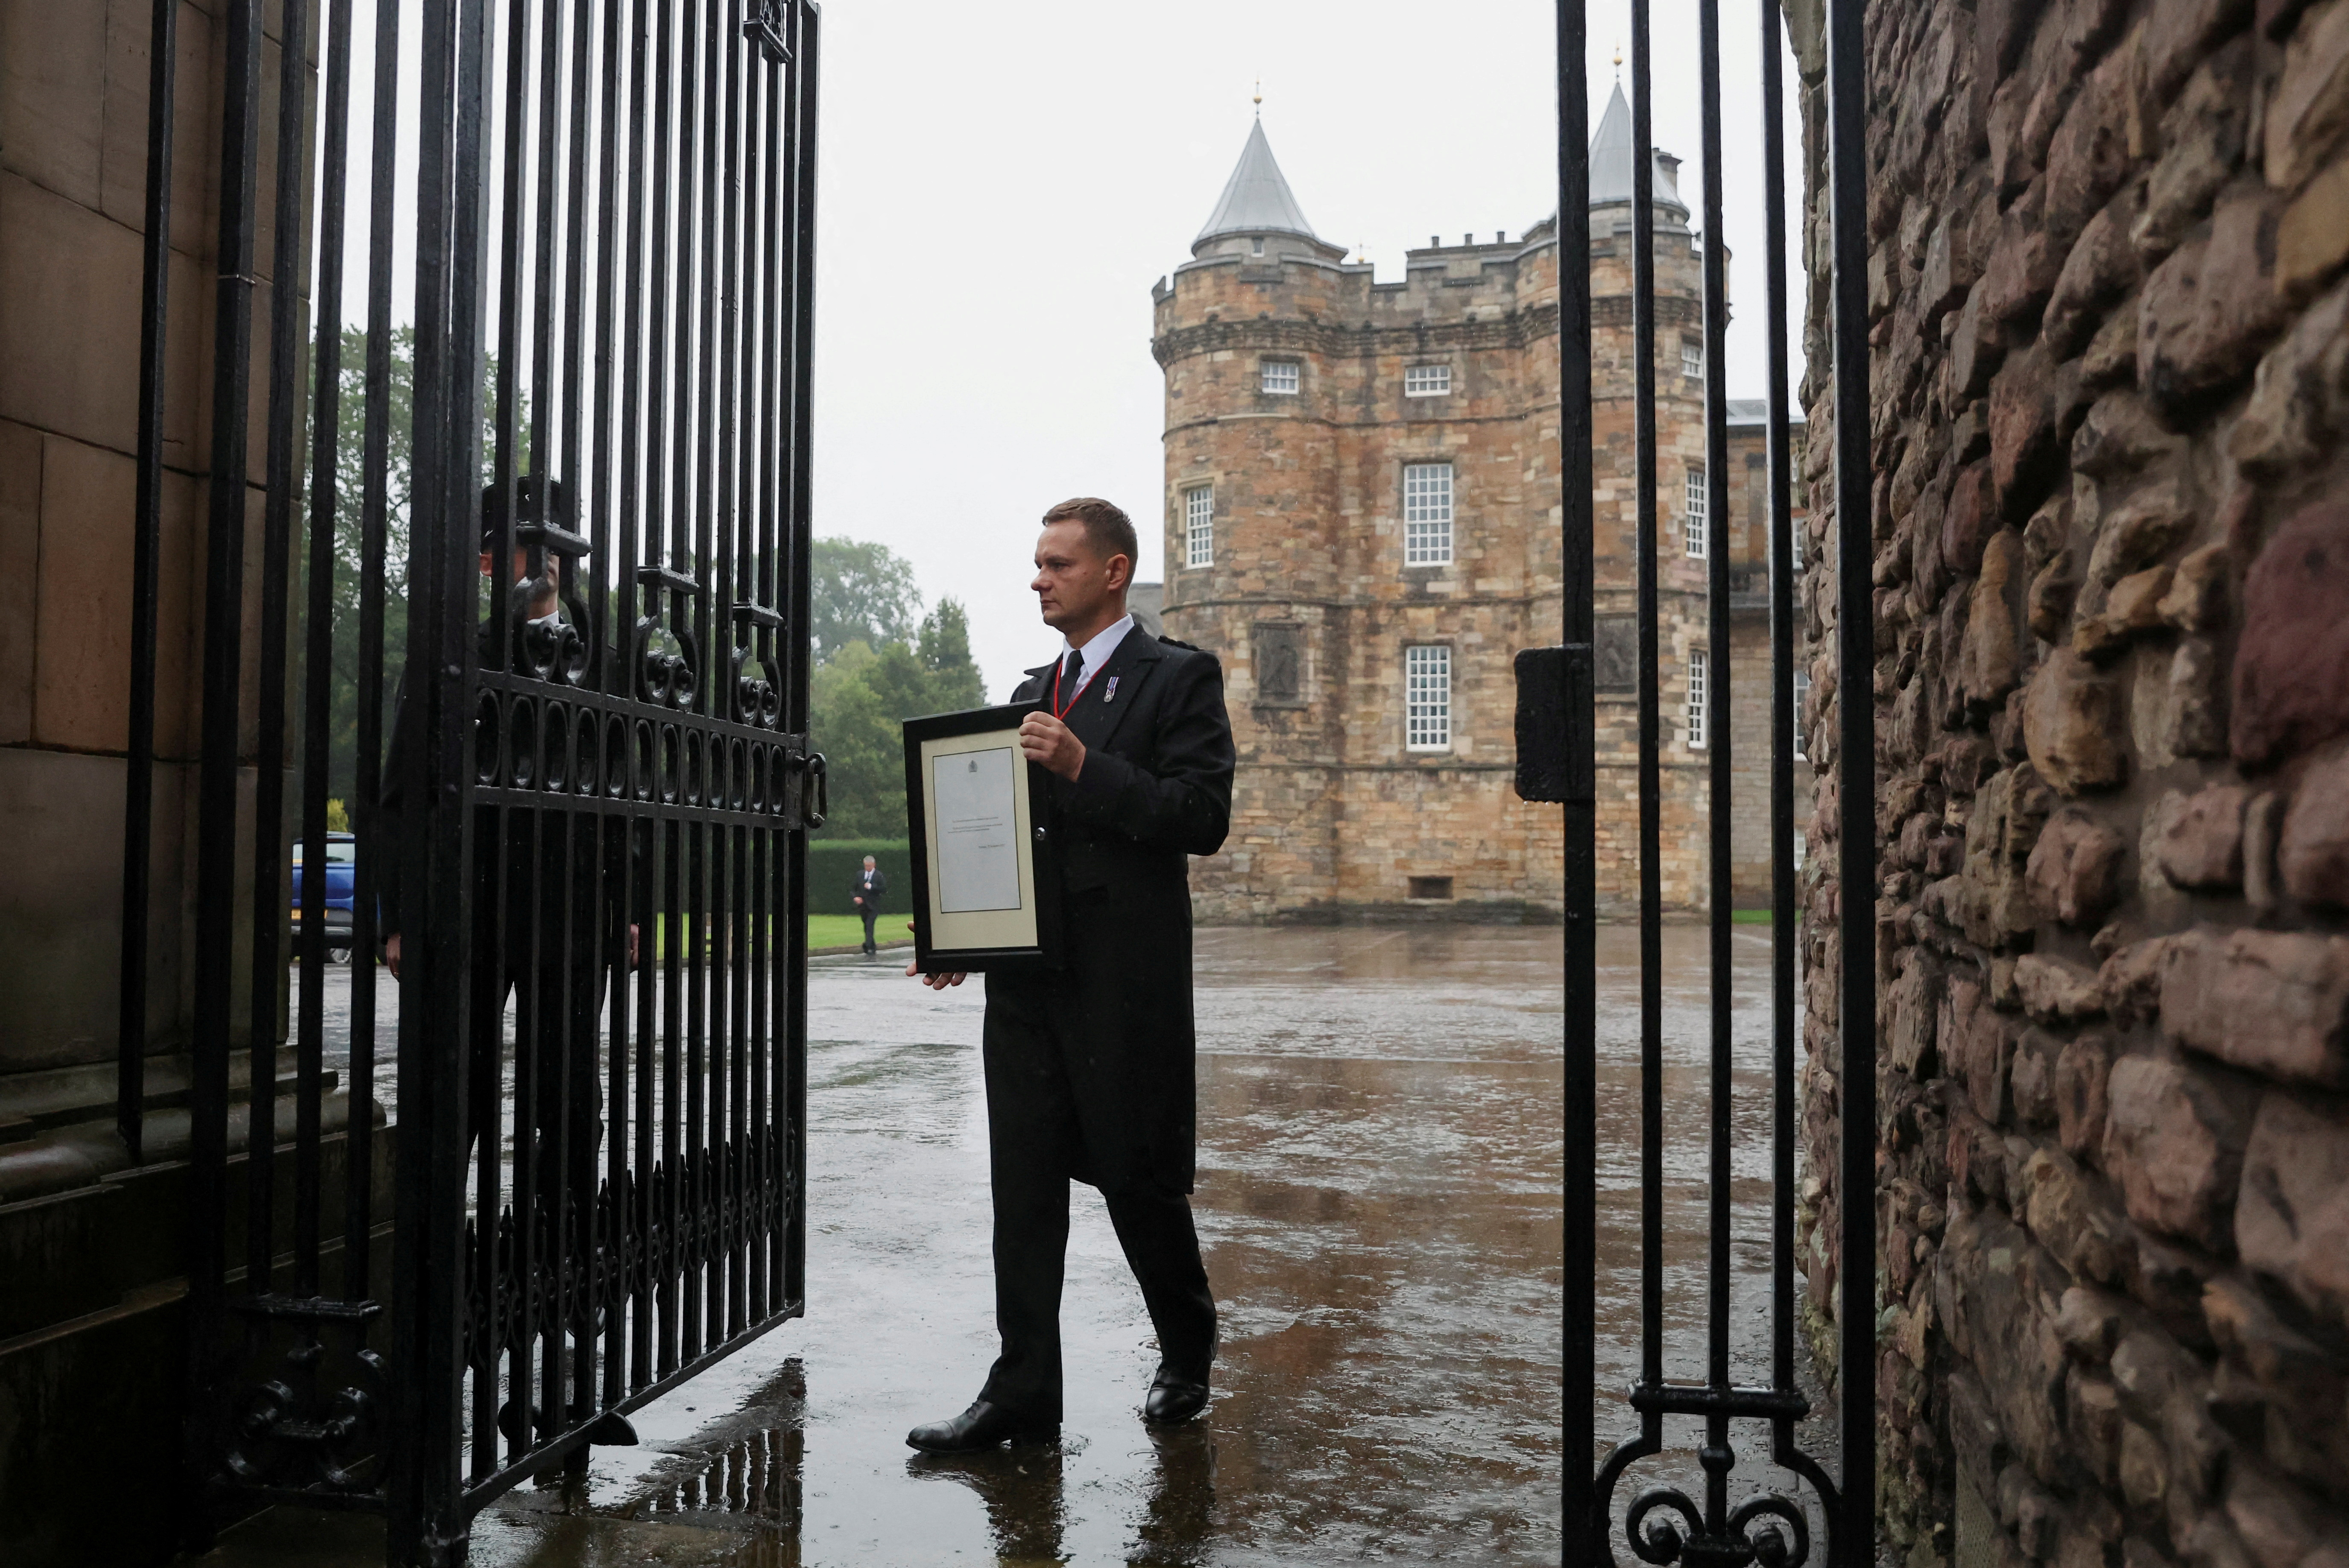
[1105,676,1119,703]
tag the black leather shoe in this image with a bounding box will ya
[905,1399,1059,1453]
[1143,1367,1210,1426]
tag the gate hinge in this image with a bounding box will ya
[1514,645,1593,805]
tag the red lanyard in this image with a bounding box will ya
[1049,654,1095,720]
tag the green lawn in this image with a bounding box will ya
[641,911,910,958]
[808,912,910,952]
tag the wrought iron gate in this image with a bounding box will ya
[116,0,822,1560]
[1535,0,1876,1562]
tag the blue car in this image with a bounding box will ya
[291,832,358,962]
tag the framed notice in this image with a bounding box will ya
[902,702,1060,972]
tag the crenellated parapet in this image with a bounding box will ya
[1154,97,1804,922]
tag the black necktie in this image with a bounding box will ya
[1060,648,1084,700]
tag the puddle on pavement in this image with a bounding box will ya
[194,923,1832,1566]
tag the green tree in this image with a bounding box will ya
[316,325,415,802]
[808,593,984,839]
[810,536,921,662]
[302,328,526,800]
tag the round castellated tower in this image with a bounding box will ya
[1154,97,1789,923]
[1154,112,1589,922]
[1582,82,1719,916]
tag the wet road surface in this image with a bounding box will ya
[196,923,1833,1566]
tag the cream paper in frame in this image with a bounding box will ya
[919,726,1039,953]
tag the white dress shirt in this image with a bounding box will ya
[1056,613,1133,701]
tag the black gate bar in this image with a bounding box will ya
[185,0,265,1523]
[1825,0,1877,1553]
[119,0,179,1166]
[245,0,313,1310]
[1553,0,1596,1550]
[1544,0,1875,1561]
[1760,0,1809,1543]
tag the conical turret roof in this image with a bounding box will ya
[1194,118,1319,248]
[1588,82,1688,219]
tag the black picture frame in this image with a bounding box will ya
[901,701,1060,973]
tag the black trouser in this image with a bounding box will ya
[469,952,608,1297]
[860,907,879,950]
[977,1000,1216,1422]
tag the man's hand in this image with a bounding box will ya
[1019,712,1086,781]
[905,921,965,988]
[386,932,400,980]
[629,923,641,970]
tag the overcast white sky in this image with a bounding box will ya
[811,0,1804,696]
[319,0,1803,701]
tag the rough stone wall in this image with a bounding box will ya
[1793,0,2349,1562]
[1725,416,1820,906]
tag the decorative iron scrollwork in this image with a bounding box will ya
[729,602,785,729]
[487,476,596,686]
[742,0,791,64]
[634,564,703,709]
[215,1298,388,1495]
[799,751,828,830]
[1622,1484,1810,1568]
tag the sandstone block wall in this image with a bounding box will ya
[1792,0,2349,1561]
[0,0,312,1085]
[1154,231,1571,921]
[1159,190,1813,922]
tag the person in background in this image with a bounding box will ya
[852,854,888,956]
[381,477,638,1452]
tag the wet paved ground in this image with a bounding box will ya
[198,923,1834,1566]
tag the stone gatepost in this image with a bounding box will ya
[0,3,316,1563]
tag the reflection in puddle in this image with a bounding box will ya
[907,1444,1070,1562]
[424,926,1822,1565]
[640,1424,803,1529]
[621,1359,805,1561]
[905,1422,1216,1566]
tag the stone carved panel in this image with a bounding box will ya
[1252,621,1306,707]
[1594,615,1638,692]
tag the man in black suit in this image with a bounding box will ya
[852,855,887,956]
[381,479,639,1450]
[905,497,1234,1453]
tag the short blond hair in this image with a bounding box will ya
[1040,497,1137,568]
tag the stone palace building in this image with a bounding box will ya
[1154,91,1811,921]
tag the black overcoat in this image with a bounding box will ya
[987,629,1234,1195]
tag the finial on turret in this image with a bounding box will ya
[1613,42,1623,76]
[1254,79,1262,114]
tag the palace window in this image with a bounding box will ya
[1685,466,1708,558]
[1686,656,1708,751]
[1183,485,1213,569]
[1404,364,1451,397]
[1792,518,1805,571]
[1406,645,1452,751]
[1793,668,1812,760]
[1407,875,1455,900]
[1261,360,1300,395]
[1403,462,1454,565]
[1682,337,1704,378]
